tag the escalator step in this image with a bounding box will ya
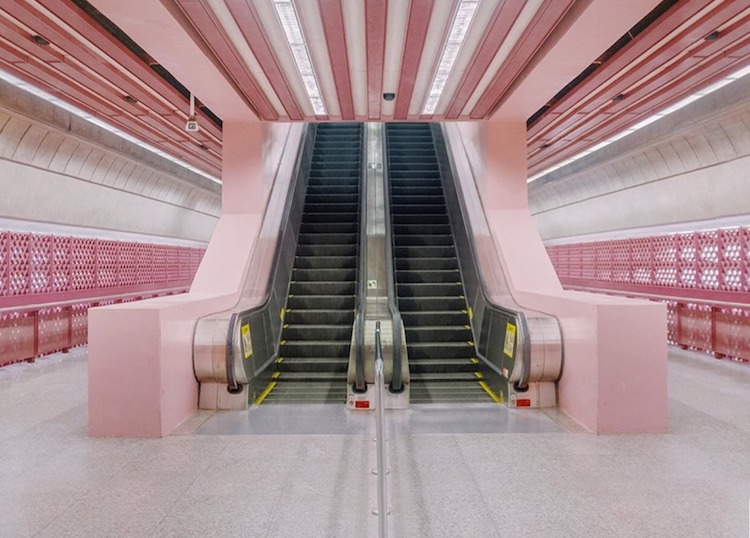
[400,311,469,326]
[292,268,356,281]
[294,256,357,269]
[404,326,473,343]
[302,212,358,223]
[407,342,476,360]
[298,233,358,245]
[289,281,356,296]
[396,269,461,283]
[296,244,357,257]
[397,283,464,297]
[394,235,454,246]
[395,257,458,271]
[280,341,352,359]
[286,295,355,310]
[409,359,479,373]
[285,309,355,325]
[276,357,349,372]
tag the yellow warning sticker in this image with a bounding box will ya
[241,323,253,359]
[503,322,516,358]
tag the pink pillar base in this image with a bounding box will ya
[447,122,668,434]
[88,294,231,437]
[87,123,302,437]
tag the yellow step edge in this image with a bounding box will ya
[467,341,474,346]
[272,372,280,379]
[470,358,479,364]
[254,381,277,405]
[276,357,284,363]
[473,372,484,379]
[479,381,503,404]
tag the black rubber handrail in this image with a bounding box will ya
[381,124,404,393]
[224,124,313,393]
[353,124,367,393]
[431,124,533,390]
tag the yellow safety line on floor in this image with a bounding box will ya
[254,381,277,405]
[479,381,504,404]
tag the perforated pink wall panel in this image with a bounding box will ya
[547,227,750,362]
[0,231,206,367]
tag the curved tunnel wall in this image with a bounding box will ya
[532,77,750,364]
[0,81,221,243]
[530,76,750,243]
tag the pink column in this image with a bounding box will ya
[474,120,668,433]
[89,122,272,437]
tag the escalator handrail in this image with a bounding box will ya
[431,124,533,390]
[353,124,367,392]
[382,124,404,393]
[224,124,314,392]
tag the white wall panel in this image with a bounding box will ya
[530,76,750,242]
[0,85,221,243]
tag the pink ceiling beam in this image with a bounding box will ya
[493,0,663,122]
[224,0,303,121]
[528,53,750,174]
[176,0,278,120]
[527,8,750,169]
[444,0,525,120]
[318,0,355,120]
[393,0,435,120]
[365,0,387,120]
[37,0,222,141]
[470,0,576,119]
[91,0,255,122]
[528,1,744,142]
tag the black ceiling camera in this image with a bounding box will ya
[383,92,395,101]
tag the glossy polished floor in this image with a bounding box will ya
[1,347,749,537]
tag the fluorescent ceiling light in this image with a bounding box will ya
[273,0,326,115]
[0,68,221,185]
[422,0,479,115]
[528,63,750,183]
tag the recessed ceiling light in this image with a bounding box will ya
[422,0,479,115]
[273,0,326,116]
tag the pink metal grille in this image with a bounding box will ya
[547,227,750,363]
[0,230,206,368]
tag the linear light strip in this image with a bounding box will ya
[273,1,326,116]
[528,64,750,183]
[0,68,222,185]
[423,0,479,115]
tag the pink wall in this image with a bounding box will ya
[445,121,668,433]
[89,123,302,437]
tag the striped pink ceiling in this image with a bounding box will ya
[175,0,576,122]
[2,0,748,180]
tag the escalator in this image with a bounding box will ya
[260,123,363,403]
[386,123,493,403]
